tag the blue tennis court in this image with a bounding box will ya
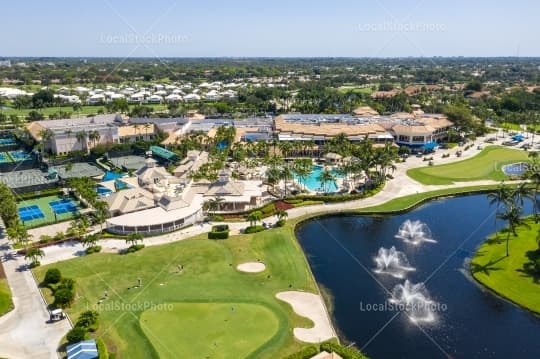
[49,199,79,215]
[19,205,45,222]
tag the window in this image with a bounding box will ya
[398,135,409,142]
[412,136,424,143]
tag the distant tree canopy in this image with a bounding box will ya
[378,83,395,91]
[31,89,55,108]
[465,80,483,92]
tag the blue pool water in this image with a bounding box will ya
[96,186,113,195]
[295,165,343,192]
[102,171,127,181]
[9,150,31,161]
[502,162,528,177]
[0,138,15,145]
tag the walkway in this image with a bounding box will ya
[0,232,71,359]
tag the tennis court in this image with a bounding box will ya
[17,194,82,228]
[18,205,45,222]
[49,199,78,215]
[8,150,32,162]
[0,152,12,164]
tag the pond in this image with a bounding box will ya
[296,195,540,359]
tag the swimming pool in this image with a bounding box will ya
[295,165,343,192]
[102,171,127,181]
[502,162,529,177]
[9,150,32,162]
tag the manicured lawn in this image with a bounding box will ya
[141,302,280,359]
[34,226,316,359]
[471,218,540,314]
[0,279,13,316]
[1,104,168,119]
[356,185,503,214]
[407,146,529,185]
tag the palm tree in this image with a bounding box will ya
[203,197,225,217]
[6,221,31,245]
[247,211,262,227]
[276,210,288,222]
[75,131,87,151]
[81,233,100,248]
[525,165,540,222]
[292,158,312,190]
[497,203,526,257]
[143,123,151,139]
[280,165,294,197]
[24,247,44,267]
[487,184,513,238]
[126,233,144,247]
[88,130,101,148]
[318,168,336,194]
[93,201,109,230]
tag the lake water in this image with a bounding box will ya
[296,195,540,359]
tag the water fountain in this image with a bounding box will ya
[374,246,415,279]
[395,220,437,245]
[389,280,437,323]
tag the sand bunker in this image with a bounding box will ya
[276,291,336,343]
[236,262,266,273]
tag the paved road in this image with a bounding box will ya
[0,235,71,359]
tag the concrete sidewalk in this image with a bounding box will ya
[0,235,71,359]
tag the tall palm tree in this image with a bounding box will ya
[280,165,294,197]
[247,211,262,227]
[318,168,336,194]
[292,158,312,190]
[24,247,44,267]
[497,203,525,257]
[143,123,151,139]
[75,131,87,151]
[487,184,513,238]
[276,210,288,222]
[6,221,30,245]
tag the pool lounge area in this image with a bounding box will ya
[295,165,343,192]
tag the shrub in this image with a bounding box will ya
[86,246,102,254]
[125,244,145,254]
[208,227,229,240]
[275,219,286,227]
[66,327,88,344]
[96,338,109,359]
[75,310,99,332]
[284,199,303,204]
[260,203,276,216]
[39,235,52,244]
[58,277,76,292]
[284,346,319,359]
[43,268,62,286]
[208,214,225,221]
[54,288,75,308]
[320,342,368,359]
[534,257,540,274]
[244,225,265,234]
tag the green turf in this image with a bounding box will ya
[140,302,280,359]
[471,218,540,314]
[17,194,82,229]
[407,146,529,185]
[34,226,317,359]
[0,279,13,316]
[2,104,169,119]
[354,185,504,214]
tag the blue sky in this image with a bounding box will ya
[1,0,538,57]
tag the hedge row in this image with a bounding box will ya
[320,342,369,359]
[208,230,229,239]
[244,225,265,234]
[284,345,319,359]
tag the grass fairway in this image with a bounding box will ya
[407,146,529,185]
[141,303,280,359]
[471,218,540,314]
[34,226,316,359]
[0,279,13,316]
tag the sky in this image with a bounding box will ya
[1,0,539,57]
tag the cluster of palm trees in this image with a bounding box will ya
[487,182,537,257]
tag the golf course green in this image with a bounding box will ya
[34,226,318,359]
[407,146,529,185]
[140,302,280,359]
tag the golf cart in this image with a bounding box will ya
[49,308,66,322]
